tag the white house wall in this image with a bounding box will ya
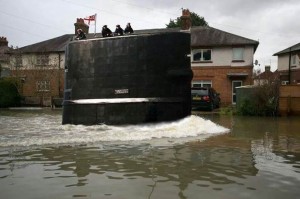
[191,46,254,67]
[10,52,65,70]
[277,54,300,71]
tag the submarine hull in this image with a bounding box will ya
[62,32,192,125]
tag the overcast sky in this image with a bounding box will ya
[1,0,300,71]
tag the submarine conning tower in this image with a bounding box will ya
[62,31,193,125]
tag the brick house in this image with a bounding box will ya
[253,65,279,85]
[8,35,69,106]
[8,15,259,106]
[0,37,11,78]
[273,43,300,85]
[190,27,259,105]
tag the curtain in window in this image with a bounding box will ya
[232,48,244,60]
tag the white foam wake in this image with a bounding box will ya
[0,115,229,147]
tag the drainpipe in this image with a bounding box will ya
[288,47,291,84]
[58,53,61,97]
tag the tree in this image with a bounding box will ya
[237,78,280,116]
[166,11,208,28]
[0,78,21,107]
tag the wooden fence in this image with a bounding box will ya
[279,85,300,116]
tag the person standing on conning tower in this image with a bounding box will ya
[114,24,124,36]
[124,23,134,34]
[75,29,86,40]
[102,25,113,37]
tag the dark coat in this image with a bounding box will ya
[102,27,112,37]
[114,27,124,36]
[76,31,86,40]
[124,25,134,34]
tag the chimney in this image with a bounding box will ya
[74,18,89,34]
[0,37,8,47]
[181,9,191,30]
[265,65,271,72]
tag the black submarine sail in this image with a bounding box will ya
[62,31,193,125]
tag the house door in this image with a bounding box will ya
[232,81,242,104]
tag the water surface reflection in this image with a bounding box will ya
[0,110,299,199]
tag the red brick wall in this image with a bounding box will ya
[278,68,300,84]
[11,69,64,106]
[192,66,253,105]
[291,68,300,84]
[74,18,89,34]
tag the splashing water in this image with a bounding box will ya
[0,111,229,147]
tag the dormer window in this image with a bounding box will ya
[192,49,212,62]
[232,47,244,61]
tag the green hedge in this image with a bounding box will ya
[236,84,279,116]
[0,78,21,108]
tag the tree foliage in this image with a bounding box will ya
[237,81,280,116]
[166,11,208,28]
[0,78,21,108]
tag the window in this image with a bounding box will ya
[36,54,49,66]
[291,55,297,66]
[192,49,212,62]
[15,54,22,67]
[192,80,212,88]
[36,80,50,92]
[232,48,244,61]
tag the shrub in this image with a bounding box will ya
[237,82,279,116]
[237,98,257,116]
[219,106,237,115]
[0,78,21,108]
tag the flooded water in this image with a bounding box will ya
[0,109,299,199]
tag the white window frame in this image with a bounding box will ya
[191,49,212,62]
[232,47,244,61]
[232,80,242,104]
[36,80,50,92]
[192,80,212,88]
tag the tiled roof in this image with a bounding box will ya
[191,27,259,51]
[15,26,259,53]
[17,34,73,53]
[273,43,300,56]
[254,70,279,79]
